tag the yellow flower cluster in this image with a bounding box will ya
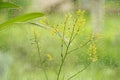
[72,11,85,30]
[88,43,97,62]
[55,10,86,41]
[39,16,48,25]
[46,54,53,61]
[39,10,86,41]
[50,27,59,35]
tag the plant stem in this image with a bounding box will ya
[67,63,91,80]
[29,22,67,46]
[57,41,71,80]
[68,34,97,54]
[61,17,68,60]
[57,18,77,80]
[68,39,91,54]
[33,30,48,80]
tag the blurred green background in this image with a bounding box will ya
[0,0,120,80]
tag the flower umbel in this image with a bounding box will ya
[88,42,97,62]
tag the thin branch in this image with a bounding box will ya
[68,34,97,54]
[33,30,48,80]
[67,63,91,80]
[61,17,68,60]
[28,22,67,47]
[68,39,91,54]
[57,18,77,80]
[70,23,81,43]
[56,37,72,80]
[29,22,50,29]
[33,30,42,62]
[54,27,67,47]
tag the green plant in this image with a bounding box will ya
[32,28,49,80]
[30,10,98,80]
[0,1,19,9]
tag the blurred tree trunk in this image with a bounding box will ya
[31,0,73,13]
[90,0,105,33]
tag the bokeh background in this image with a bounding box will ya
[0,0,120,80]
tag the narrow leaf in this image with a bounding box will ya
[0,13,44,30]
[0,1,19,9]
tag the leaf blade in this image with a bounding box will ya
[0,13,44,30]
[0,1,19,9]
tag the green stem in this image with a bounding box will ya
[57,18,77,80]
[61,17,68,60]
[68,39,91,54]
[29,22,67,46]
[33,30,48,80]
[68,34,97,54]
[57,41,71,80]
[67,63,91,80]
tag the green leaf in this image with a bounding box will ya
[0,1,19,9]
[0,13,44,30]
